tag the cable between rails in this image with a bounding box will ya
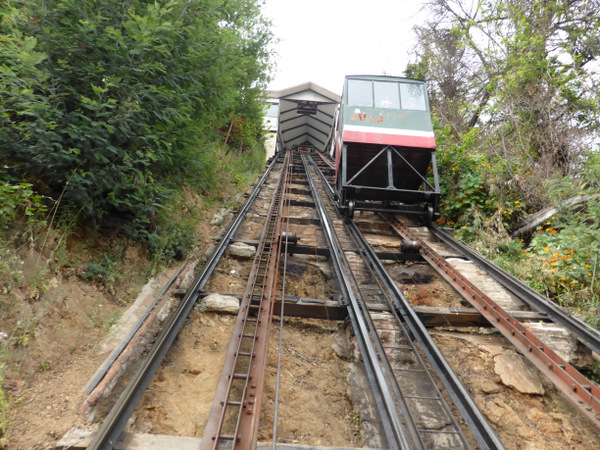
[271,154,294,447]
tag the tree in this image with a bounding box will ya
[409,0,600,213]
[409,1,600,322]
[0,0,273,236]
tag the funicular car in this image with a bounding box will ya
[333,75,440,220]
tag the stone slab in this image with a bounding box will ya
[447,258,526,311]
[494,352,545,395]
[227,241,256,259]
[410,227,462,257]
[347,363,387,449]
[197,293,240,314]
[523,321,594,370]
[58,430,382,450]
[363,233,404,249]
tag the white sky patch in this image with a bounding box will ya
[262,0,430,94]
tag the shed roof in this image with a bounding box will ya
[268,82,340,153]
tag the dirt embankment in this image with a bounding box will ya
[0,190,220,449]
[0,241,146,449]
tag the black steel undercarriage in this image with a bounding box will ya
[336,144,441,221]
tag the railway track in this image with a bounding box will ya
[304,152,497,449]
[83,150,600,449]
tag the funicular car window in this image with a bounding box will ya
[347,79,374,107]
[400,83,427,111]
[374,81,400,109]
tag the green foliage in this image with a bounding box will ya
[11,319,36,348]
[80,257,116,283]
[434,125,529,242]
[223,144,267,184]
[148,213,198,263]
[436,128,494,226]
[528,230,597,291]
[0,241,22,296]
[413,0,600,206]
[0,170,47,232]
[471,152,600,327]
[351,410,360,427]
[518,153,600,321]
[412,0,600,327]
[586,361,600,384]
[0,0,273,251]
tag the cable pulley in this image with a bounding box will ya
[280,231,298,245]
[401,240,420,253]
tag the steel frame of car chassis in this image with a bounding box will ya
[337,144,441,220]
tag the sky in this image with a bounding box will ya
[261,0,431,95]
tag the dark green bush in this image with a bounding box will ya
[1,0,272,245]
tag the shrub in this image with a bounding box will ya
[0,170,47,233]
[436,127,499,229]
[487,152,600,326]
[0,0,273,245]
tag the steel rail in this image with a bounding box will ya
[384,214,600,427]
[315,150,335,169]
[301,153,418,450]
[87,156,282,449]
[84,261,187,396]
[346,223,472,448]
[308,154,503,450]
[201,151,291,449]
[428,225,600,356]
[346,221,502,449]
